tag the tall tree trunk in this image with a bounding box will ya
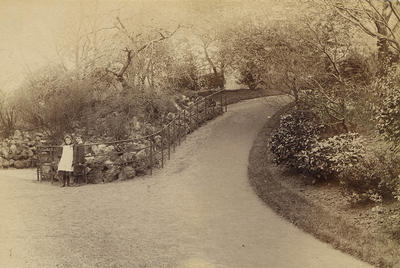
[375,4,398,75]
[203,46,223,89]
[375,21,391,75]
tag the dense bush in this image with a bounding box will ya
[13,59,183,143]
[270,109,322,167]
[75,89,179,142]
[338,142,400,203]
[271,109,400,203]
[296,133,366,180]
[14,67,92,141]
[198,73,225,90]
[376,86,400,147]
[0,92,17,139]
[236,62,264,90]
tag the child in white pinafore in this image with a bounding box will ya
[58,135,74,187]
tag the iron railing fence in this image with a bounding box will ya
[36,90,228,183]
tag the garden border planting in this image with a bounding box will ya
[248,103,399,268]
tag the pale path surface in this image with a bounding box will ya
[0,96,371,268]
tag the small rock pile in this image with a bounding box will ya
[0,130,43,169]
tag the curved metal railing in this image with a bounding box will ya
[36,90,228,183]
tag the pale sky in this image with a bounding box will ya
[0,0,299,93]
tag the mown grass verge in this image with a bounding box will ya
[248,103,399,268]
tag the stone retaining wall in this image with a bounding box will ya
[0,130,44,169]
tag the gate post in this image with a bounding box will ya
[161,129,164,168]
[36,147,41,181]
[196,102,199,128]
[149,139,153,175]
[167,124,171,160]
[220,92,223,113]
[205,98,207,120]
[183,110,186,139]
[172,118,176,152]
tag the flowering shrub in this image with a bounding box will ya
[271,107,400,204]
[338,143,400,203]
[270,109,322,167]
[295,133,366,180]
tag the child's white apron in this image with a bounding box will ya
[58,145,73,172]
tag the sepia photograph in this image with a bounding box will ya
[0,0,399,267]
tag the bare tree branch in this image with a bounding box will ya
[107,21,181,86]
[327,0,400,52]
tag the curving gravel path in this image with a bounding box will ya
[0,96,371,268]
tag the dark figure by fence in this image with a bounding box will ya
[73,136,86,184]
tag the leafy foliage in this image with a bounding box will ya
[338,142,400,203]
[376,86,400,147]
[0,91,17,138]
[296,133,366,180]
[271,107,400,203]
[270,109,322,167]
[220,21,277,90]
[15,66,91,140]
